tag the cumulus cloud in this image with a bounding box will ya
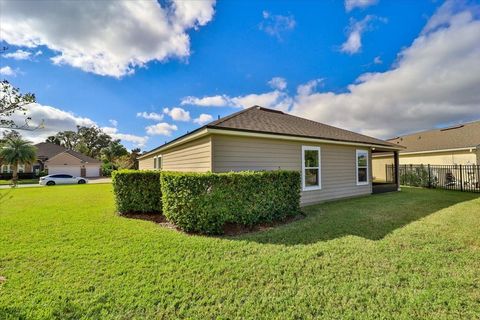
[181,95,230,107]
[0,66,16,76]
[181,1,480,139]
[268,77,287,90]
[181,78,292,110]
[341,15,382,54]
[145,122,178,136]
[163,107,191,121]
[136,111,164,121]
[101,126,148,148]
[259,11,296,41]
[193,113,213,125]
[345,0,378,12]
[2,49,32,60]
[0,0,216,77]
[109,119,118,127]
[292,0,480,138]
[0,102,147,148]
[0,103,95,143]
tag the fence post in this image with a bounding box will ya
[428,164,431,188]
[459,164,463,191]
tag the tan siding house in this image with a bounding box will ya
[373,120,480,181]
[139,106,402,205]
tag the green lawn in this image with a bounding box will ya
[0,185,479,319]
[0,179,39,185]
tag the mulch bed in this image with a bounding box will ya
[120,212,306,236]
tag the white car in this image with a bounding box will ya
[39,174,88,186]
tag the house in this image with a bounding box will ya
[138,106,403,205]
[372,120,480,181]
[0,142,102,178]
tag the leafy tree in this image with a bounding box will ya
[0,80,36,128]
[113,155,134,170]
[129,148,141,170]
[102,140,128,163]
[0,134,36,185]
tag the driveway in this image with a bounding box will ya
[0,177,112,189]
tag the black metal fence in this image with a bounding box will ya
[386,164,480,193]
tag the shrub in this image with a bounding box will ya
[101,162,116,177]
[112,170,162,214]
[161,170,301,234]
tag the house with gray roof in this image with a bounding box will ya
[0,142,101,178]
[139,106,403,205]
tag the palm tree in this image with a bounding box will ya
[0,136,36,185]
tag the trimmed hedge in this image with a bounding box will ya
[161,170,301,234]
[112,170,162,214]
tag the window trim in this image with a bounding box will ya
[356,149,369,186]
[153,155,162,170]
[302,146,321,191]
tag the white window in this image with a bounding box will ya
[356,149,369,185]
[1,164,11,173]
[153,156,162,170]
[302,146,321,191]
[18,164,25,173]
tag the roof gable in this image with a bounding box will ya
[35,142,101,163]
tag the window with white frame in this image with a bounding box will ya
[18,164,25,173]
[356,149,369,185]
[302,146,321,191]
[1,164,11,173]
[154,155,162,170]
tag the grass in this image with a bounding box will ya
[0,179,39,185]
[0,185,479,319]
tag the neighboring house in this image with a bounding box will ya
[139,106,403,206]
[0,142,101,178]
[373,120,480,181]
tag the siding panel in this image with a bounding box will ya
[212,135,372,205]
[139,136,212,172]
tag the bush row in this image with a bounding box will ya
[111,170,162,214]
[112,170,301,234]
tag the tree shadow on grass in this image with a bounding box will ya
[234,188,480,246]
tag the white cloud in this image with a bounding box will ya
[145,122,178,136]
[181,1,480,139]
[373,56,383,64]
[101,126,148,148]
[181,95,230,107]
[292,1,480,138]
[345,0,378,12]
[231,91,292,111]
[0,66,16,76]
[0,0,216,77]
[2,49,32,60]
[259,11,296,41]
[0,103,96,144]
[109,119,118,127]
[341,15,380,54]
[163,107,191,121]
[193,113,213,125]
[296,79,323,96]
[268,77,287,90]
[136,112,164,121]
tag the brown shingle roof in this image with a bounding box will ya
[141,106,401,158]
[387,120,480,153]
[206,106,398,147]
[35,142,101,163]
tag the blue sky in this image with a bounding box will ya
[1,0,479,151]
